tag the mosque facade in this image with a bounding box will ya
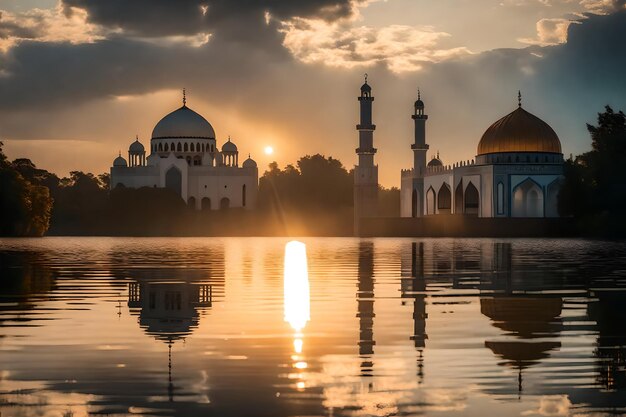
[111,91,258,211]
[398,91,564,218]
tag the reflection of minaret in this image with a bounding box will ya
[357,241,375,375]
[401,242,428,382]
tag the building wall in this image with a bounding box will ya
[110,154,258,210]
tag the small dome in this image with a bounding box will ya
[222,138,238,153]
[113,154,127,167]
[242,156,257,168]
[477,106,562,156]
[361,82,371,92]
[415,99,424,109]
[427,155,443,167]
[152,105,216,139]
[129,138,144,153]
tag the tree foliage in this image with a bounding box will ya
[559,106,626,232]
[0,142,53,236]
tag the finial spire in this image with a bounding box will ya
[228,135,231,142]
[518,90,522,108]
[118,150,121,157]
[418,88,421,101]
[436,150,439,159]
[135,134,139,141]
[364,73,368,84]
[183,88,187,106]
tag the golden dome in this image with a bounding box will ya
[477,107,562,156]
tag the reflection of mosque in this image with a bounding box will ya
[125,268,223,401]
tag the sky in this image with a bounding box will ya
[0,0,625,187]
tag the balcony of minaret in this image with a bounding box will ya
[356,147,377,154]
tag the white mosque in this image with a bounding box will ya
[110,91,258,210]
[354,79,564,221]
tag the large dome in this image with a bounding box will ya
[151,105,216,139]
[477,107,561,156]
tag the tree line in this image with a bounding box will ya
[0,147,399,236]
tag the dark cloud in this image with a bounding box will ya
[62,0,358,38]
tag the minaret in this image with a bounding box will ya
[411,89,429,217]
[354,75,379,234]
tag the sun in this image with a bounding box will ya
[264,146,274,155]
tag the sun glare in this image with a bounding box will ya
[284,241,310,332]
[264,146,274,155]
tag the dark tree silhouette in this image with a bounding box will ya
[559,106,626,234]
[0,142,53,236]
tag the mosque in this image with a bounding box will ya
[353,79,564,223]
[110,91,259,210]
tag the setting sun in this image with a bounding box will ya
[264,146,274,155]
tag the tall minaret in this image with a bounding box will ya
[411,90,429,217]
[354,75,379,234]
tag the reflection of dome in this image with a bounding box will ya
[242,156,257,168]
[128,279,212,343]
[152,106,216,139]
[485,340,561,369]
[113,154,127,167]
[481,297,563,338]
[129,139,144,153]
[477,107,562,156]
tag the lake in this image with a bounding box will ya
[1,237,625,417]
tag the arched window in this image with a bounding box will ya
[159,143,163,152]
[512,179,544,218]
[497,182,504,215]
[426,187,436,215]
[454,182,463,214]
[164,143,168,152]
[196,143,200,152]
[190,143,195,152]
[201,197,211,210]
[242,184,247,207]
[171,142,175,152]
[165,167,182,196]
[177,142,182,152]
[220,197,230,210]
[464,182,479,216]
[546,179,560,218]
[437,183,452,214]
[184,142,189,152]
[202,144,205,152]
[188,196,196,209]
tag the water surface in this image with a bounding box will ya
[1,237,625,417]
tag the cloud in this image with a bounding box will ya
[580,0,626,13]
[279,15,472,73]
[0,5,104,51]
[60,0,363,38]
[519,17,577,45]
[522,395,572,416]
